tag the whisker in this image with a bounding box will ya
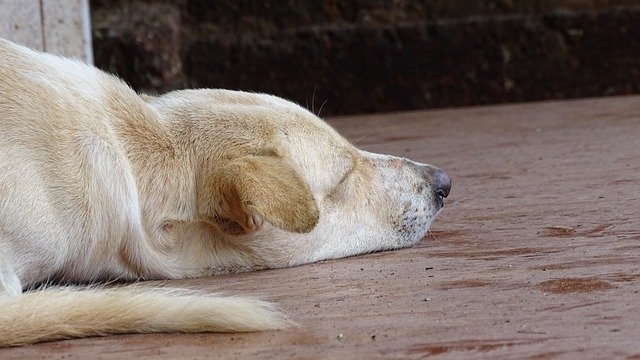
[352,133,374,147]
[311,85,318,115]
[318,99,328,117]
[426,228,443,246]
[357,144,382,150]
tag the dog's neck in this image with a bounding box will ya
[100,93,270,279]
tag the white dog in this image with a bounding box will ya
[0,39,450,346]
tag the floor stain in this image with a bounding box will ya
[406,338,545,356]
[539,227,577,238]
[539,224,614,238]
[429,247,561,259]
[438,279,493,289]
[537,277,613,294]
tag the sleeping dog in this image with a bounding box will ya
[0,38,450,346]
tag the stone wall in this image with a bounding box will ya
[91,0,640,115]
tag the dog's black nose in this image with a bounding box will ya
[434,169,451,198]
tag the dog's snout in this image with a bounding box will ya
[434,169,451,198]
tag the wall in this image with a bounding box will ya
[0,0,92,62]
[91,0,640,116]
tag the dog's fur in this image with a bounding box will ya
[0,39,450,346]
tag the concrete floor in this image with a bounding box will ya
[3,96,640,359]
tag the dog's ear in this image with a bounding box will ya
[200,155,319,235]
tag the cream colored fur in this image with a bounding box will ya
[0,286,291,347]
[0,38,449,346]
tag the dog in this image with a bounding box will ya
[0,38,451,346]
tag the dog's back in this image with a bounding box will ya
[0,38,111,108]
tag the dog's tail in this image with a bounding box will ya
[0,285,292,347]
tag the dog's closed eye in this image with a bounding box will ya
[325,163,355,201]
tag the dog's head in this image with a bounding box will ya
[149,90,450,271]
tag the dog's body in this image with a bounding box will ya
[0,39,450,346]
